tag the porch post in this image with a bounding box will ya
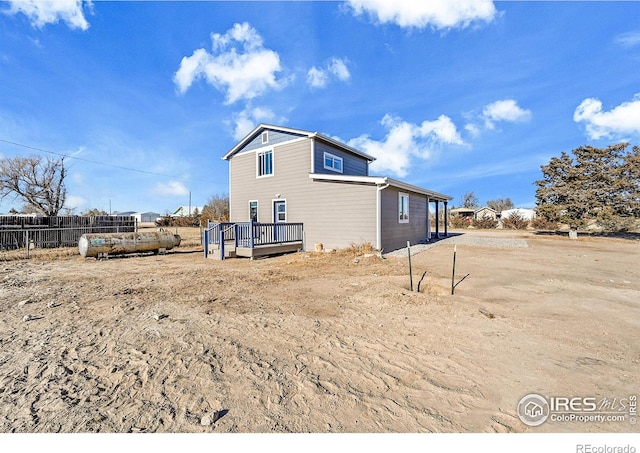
[426,198,431,241]
[234,223,238,249]
[249,220,255,249]
[444,201,448,237]
[219,228,225,261]
[435,201,440,238]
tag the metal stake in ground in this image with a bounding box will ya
[451,244,456,295]
[417,271,427,293]
[451,244,470,295]
[407,240,413,291]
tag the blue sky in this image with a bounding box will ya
[1,1,639,215]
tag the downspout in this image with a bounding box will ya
[376,181,389,251]
[227,158,232,222]
[310,137,315,173]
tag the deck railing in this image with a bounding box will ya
[204,221,304,258]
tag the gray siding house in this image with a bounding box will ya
[222,124,451,253]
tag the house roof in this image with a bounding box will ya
[474,206,497,213]
[222,124,376,162]
[450,207,475,213]
[309,174,452,201]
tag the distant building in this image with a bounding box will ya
[112,211,161,223]
[474,206,498,220]
[500,208,536,221]
[138,212,161,223]
[449,207,475,220]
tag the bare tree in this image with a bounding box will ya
[201,193,229,223]
[0,156,67,216]
[486,197,514,212]
[461,191,479,209]
[81,208,109,216]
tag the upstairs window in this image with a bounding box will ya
[257,150,273,177]
[399,193,409,223]
[261,131,269,144]
[323,152,343,173]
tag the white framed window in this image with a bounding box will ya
[261,131,269,144]
[399,192,409,223]
[257,150,273,177]
[249,200,258,222]
[323,152,343,173]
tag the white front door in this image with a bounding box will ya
[274,200,286,223]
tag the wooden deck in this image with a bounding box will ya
[204,221,304,260]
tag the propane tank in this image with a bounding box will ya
[78,231,181,258]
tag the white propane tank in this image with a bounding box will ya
[78,231,181,258]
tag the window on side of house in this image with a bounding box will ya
[257,150,273,177]
[249,200,258,222]
[261,131,269,144]
[323,152,343,173]
[399,192,409,223]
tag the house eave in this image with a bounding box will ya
[223,123,376,162]
[309,174,452,201]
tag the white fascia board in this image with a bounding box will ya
[309,173,387,185]
[384,177,453,201]
[309,174,452,201]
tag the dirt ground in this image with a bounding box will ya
[0,228,638,433]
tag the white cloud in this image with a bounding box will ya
[229,105,280,141]
[464,123,481,137]
[307,67,328,88]
[482,99,532,129]
[3,0,91,31]
[307,58,351,89]
[174,22,286,104]
[573,94,640,140]
[346,0,497,30]
[65,194,88,211]
[348,113,465,178]
[614,31,640,47]
[328,58,350,81]
[153,180,189,197]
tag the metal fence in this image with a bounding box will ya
[0,216,136,251]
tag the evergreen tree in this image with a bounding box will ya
[535,143,640,230]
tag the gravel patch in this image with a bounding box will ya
[384,233,529,258]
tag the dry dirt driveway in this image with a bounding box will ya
[0,230,638,433]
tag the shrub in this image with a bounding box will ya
[530,217,559,231]
[472,215,498,229]
[501,212,530,230]
[348,242,376,255]
[155,214,201,228]
[450,214,470,228]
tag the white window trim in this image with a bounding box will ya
[249,200,258,222]
[399,192,409,223]
[323,151,343,174]
[261,131,269,144]
[256,149,274,178]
